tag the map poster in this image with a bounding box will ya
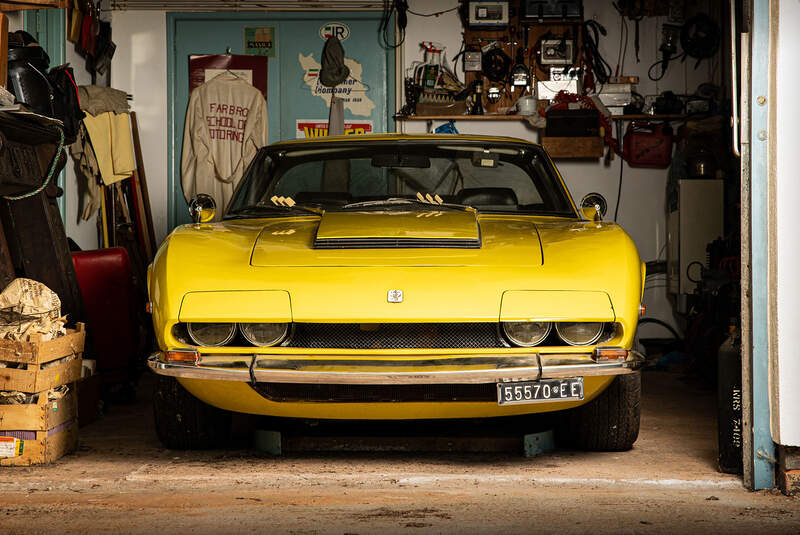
[243,27,276,58]
[188,54,268,99]
[296,120,373,138]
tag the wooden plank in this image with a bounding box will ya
[0,383,76,431]
[395,115,527,121]
[0,14,7,90]
[130,112,158,260]
[0,324,85,365]
[541,136,604,159]
[0,0,66,10]
[0,419,77,466]
[0,356,81,393]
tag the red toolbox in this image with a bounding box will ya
[71,247,138,388]
[621,122,674,168]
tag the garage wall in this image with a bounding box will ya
[400,0,720,338]
[109,11,169,245]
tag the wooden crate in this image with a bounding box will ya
[0,323,85,365]
[0,420,78,466]
[0,383,77,432]
[541,136,604,159]
[0,324,85,393]
[0,384,78,466]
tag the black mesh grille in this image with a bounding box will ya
[285,323,505,349]
[313,237,481,249]
[251,382,497,403]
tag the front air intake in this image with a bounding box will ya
[313,237,481,249]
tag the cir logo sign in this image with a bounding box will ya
[320,22,350,41]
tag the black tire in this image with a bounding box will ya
[558,373,641,451]
[153,375,231,449]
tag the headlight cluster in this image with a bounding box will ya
[502,321,608,347]
[184,322,288,347]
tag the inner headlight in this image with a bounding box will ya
[502,321,552,347]
[186,322,236,346]
[555,322,604,346]
[240,322,289,347]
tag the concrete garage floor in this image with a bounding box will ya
[1,371,799,534]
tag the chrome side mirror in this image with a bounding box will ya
[580,192,607,222]
[189,194,216,223]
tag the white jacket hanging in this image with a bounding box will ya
[181,72,268,216]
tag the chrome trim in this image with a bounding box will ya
[148,350,644,385]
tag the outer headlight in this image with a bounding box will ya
[186,322,236,346]
[555,322,604,346]
[240,322,289,347]
[502,321,552,347]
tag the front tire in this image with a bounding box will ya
[558,373,641,451]
[153,376,231,449]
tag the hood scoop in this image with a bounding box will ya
[313,210,482,249]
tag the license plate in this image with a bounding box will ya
[497,378,584,406]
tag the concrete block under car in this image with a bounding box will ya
[253,429,281,455]
[524,430,555,457]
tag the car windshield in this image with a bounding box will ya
[226,140,577,218]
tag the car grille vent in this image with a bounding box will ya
[250,382,497,403]
[312,237,481,249]
[286,322,505,349]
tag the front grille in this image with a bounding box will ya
[286,322,505,349]
[313,237,481,249]
[251,382,497,403]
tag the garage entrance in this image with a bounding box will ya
[1,0,799,531]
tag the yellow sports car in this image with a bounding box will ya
[148,134,645,451]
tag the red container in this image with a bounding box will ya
[621,122,673,168]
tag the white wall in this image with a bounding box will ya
[110,11,169,243]
[772,0,800,446]
[400,0,719,337]
[64,42,103,250]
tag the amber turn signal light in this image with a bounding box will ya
[593,347,628,361]
[164,350,200,364]
[145,301,153,314]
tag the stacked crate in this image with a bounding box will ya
[0,323,85,466]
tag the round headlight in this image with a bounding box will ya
[186,322,236,346]
[502,321,552,347]
[240,323,289,347]
[555,322,604,346]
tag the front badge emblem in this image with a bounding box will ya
[387,290,403,303]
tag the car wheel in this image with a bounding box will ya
[558,373,641,451]
[153,375,231,450]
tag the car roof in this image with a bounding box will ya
[270,133,543,148]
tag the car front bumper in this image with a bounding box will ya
[147,350,645,385]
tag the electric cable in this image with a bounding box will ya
[639,317,682,340]
[648,51,686,81]
[614,156,623,221]
[379,0,407,50]
[582,19,613,86]
[407,5,459,17]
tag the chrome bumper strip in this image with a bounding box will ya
[148,351,644,385]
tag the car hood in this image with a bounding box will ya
[250,210,543,267]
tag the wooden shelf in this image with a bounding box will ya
[394,115,529,121]
[0,0,66,12]
[611,114,687,120]
[395,114,687,121]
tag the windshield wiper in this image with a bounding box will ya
[342,196,471,212]
[224,204,322,219]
